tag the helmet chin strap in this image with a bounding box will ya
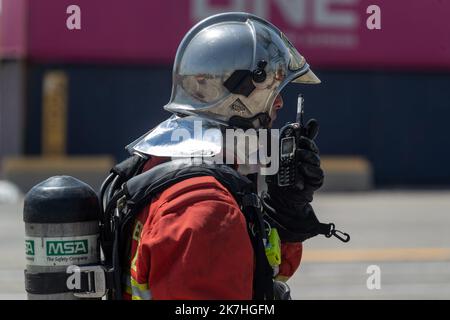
[229,112,271,130]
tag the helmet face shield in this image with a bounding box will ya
[291,69,321,84]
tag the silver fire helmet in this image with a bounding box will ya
[127,12,321,159]
[164,12,320,129]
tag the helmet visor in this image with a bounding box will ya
[291,69,321,84]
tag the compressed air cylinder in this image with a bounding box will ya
[23,176,101,300]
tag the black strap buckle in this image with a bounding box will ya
[72,266,108,298]
[241,193,261,209]
[325,223,351,243]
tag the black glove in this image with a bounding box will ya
[263,119,328,243]
[292,118,324,197]
[273,280,291,300]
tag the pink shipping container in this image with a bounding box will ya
[0,0,449,69]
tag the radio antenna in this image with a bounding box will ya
[296,94,304,125]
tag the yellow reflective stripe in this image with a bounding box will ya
[130,277,152,300]
[131,278,149,290]
[131,288,151,300]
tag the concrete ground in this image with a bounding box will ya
[291,190,450,300]
[0,197,26,300]
[1,188,449,300]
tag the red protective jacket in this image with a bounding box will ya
[123,157,303,300]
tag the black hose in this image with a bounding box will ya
[107,175,120,206]
[99,173,115,216]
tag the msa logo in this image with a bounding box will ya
[25,240,35,256]
[46,240,88,256]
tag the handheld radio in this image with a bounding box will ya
[275,94,305,187]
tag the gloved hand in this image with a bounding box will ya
[273,280,291,300]
[291,118,324,196]
[262,119,327,243]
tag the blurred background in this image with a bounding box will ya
[0,0,449,299]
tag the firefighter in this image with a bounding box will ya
[121,12,324,300]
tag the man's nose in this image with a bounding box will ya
[274,94,284,110]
